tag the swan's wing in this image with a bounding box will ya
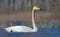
[4,26,33,32]
[11,26,33,32]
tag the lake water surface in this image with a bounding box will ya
[0,28,60,37]
[0,22,60,37]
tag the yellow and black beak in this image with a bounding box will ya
[34,6,40,10]
[35,6,40,10]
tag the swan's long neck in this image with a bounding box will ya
[32,10,37,32]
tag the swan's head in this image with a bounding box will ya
[33,6,40,11]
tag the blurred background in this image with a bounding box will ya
[0,0,60,28]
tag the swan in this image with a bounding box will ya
[4,6,40,32]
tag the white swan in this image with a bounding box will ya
[4,6,40,32]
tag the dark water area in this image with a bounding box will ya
[0,28,60,37]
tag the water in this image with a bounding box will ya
[0,28,60,37]
[0,22,60,37]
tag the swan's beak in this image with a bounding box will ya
[33,6,40,10]
[35,7,40,10]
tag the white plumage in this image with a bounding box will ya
[4,6,40,32]
[4,26,36,32]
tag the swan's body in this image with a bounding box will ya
[4,26,37,32]
[4,6,40,32]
